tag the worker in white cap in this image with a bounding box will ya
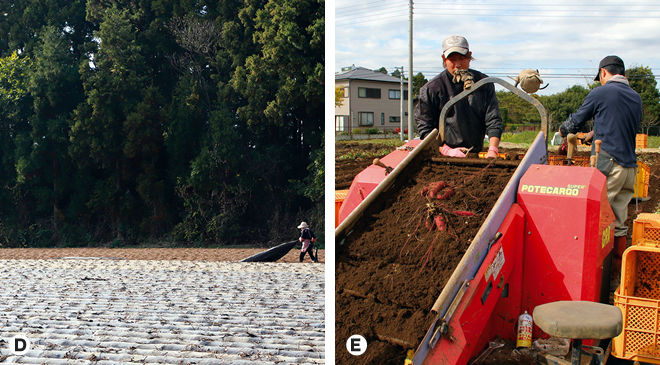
[416,35,503,158]
[297,222,318,263]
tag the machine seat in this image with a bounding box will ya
[533,301,623,339]
[533,301,623,365]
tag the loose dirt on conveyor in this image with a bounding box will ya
[336,156,519,365]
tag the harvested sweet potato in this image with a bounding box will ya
[436,188,455,200]
[452,210,478,217]
[434,215,446,231]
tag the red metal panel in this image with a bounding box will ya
[423,204,525,365]
[517,164,614,338]
[337,139,423,223]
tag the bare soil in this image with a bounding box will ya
[335,141,660,365]
[0,247,325,263]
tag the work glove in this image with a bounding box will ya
[513,69,548,94]
[485,146,498,159]
[441,145,467,157]
[579,131,594,146]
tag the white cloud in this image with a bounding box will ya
[335,0,660,96]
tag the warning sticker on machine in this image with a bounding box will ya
[485,247,505,282]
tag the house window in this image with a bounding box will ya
[358,112,374,126]
[343,87,349,98]
[389,116,401,123]
[381,113,385,125]
[389,89,401,99]
[335,115,347,132]
[358,87,381,99]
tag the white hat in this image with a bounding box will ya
[297,222,309,229]
[442,35,469,58]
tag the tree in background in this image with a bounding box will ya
[537,85,591,132]
[412,72,428,99]
[0,0,324,247]
[15,26,83,244]
[628,66,660,134]
[335,85,344,107]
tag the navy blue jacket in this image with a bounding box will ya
[561,79,642,167]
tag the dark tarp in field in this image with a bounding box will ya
[239,241,298,262]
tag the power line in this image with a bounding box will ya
[336,1,660,27]
[336,1,406,15]
[336,7,407,22]
[336,14,408,26]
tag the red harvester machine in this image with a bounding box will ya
[336,78,619,364]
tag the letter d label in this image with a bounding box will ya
[10,335,30,355]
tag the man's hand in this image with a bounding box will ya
[580,131,594,146]
[441,145,467,157]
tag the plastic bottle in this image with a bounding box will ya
[516,311,533,348]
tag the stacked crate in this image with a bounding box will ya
[335,190,349,228]
[612,214,660,363]
[547,155,590,167]
[634,161,650,199]
[637,134,648,149]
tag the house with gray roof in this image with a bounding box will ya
[335,65,409,133]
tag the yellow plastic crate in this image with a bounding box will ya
[637,134,648,149]
[632,214,660,245]
[634,161,650,199]
[613,288,660,363]
[335,190,349,228]
[620,241,660,298]
[547,155,590,167]
[477,152,509,160]
[613,243,660,363]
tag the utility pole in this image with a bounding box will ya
[395,67,404,141]
[408,0,413,140]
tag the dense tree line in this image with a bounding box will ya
[0,0,324,247]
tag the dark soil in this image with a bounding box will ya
[336,156,518,365]
[336,142,392,190]
[335,143,660,365]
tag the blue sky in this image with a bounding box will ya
[334,0,660,96]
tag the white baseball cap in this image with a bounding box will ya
[442,35,469,58]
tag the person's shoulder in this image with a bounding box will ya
[425,71,448,86]
[419,71,449,95]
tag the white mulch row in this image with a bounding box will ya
[0,260,325,364]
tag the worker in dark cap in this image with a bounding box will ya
[558,55,642,286]
[416,35,503,158]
